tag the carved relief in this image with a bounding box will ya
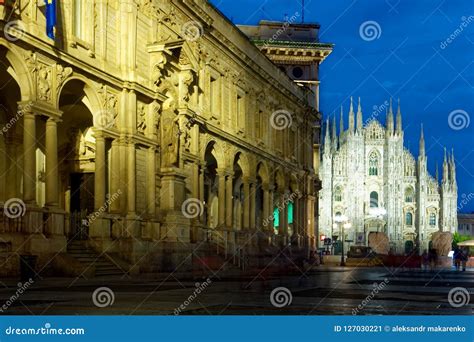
[98,85,119,128]
[161,97,180,167]
[56,64,73,88]
[137,102,147,134]
[37,64,52,102]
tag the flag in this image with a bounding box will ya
[45,0,56,40]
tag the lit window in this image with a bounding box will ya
[287,202,294,225]
[369,151,379,176]
[429,213,436,226]
[405,188,414,202]
[273,207,279,229]
[334,186,342,202]
[405,212,413,226]
[370,191,378,208]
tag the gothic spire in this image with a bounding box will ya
[356,97,363,133]
[332,114,338,151]
[450,149,456,184]
[324,118,331,155]
[442,147,448,183]
[396,98,403,134]
[339,106,344,138]
[419,124,425,157]
[348,97,355,134]
[386,99,394,135]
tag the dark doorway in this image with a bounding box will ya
[70,173,94,240]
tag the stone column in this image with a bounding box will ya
[22,111,36,204]
[263,185,270,230]
[94,132,106,211]
[109,139,121,213]
[217,169,226,228]
[127,140,136,215]
[280,192,289,237]
[147,147,156,218]
[242,178,250,230]
[199,163,205,224]
[249,182,256,230]
[225,172,233,229]
[45,117,59,207]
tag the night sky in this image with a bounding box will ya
[210,0,474,212]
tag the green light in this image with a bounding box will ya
[288,201,294,224]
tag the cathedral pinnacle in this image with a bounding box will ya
[396,98,402,134]
[386,102,394,135]
[419,124,425,157]
[332,114,338,151]
[339,106,344,138]
[348,97,355,134]
[356,97,363,133]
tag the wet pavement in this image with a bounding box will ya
[0,266,472,315]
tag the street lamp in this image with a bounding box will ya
[334,213,351,266]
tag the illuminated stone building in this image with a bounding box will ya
[0,1,332,276]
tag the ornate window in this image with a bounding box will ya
[429,213,436,226]
[405,187,414,202]
[334,186,342,202]
[405,212,413,226]
[370,191,379,208]
[368,151,379,176]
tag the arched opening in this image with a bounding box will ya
[370,191,379,208]
[405,187,414,203]
[368,151,379,176]
[57,79,102,240]
[232,153,244,230]
[203,143,219,228]
[405,212,413,226]
[255,163,267,230]
[0,47,25,205]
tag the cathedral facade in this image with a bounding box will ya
[318,98,458,253]
[0,1,332,276]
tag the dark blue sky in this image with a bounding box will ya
[211,0,474,212]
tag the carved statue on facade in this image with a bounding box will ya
[161,97,180,167]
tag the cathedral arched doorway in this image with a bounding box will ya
[203,143,219,228]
